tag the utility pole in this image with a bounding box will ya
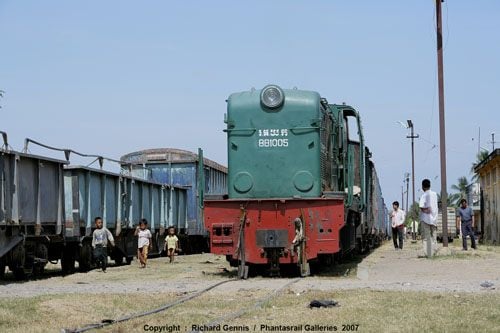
[401,186,404,210]
[406,120,418,240]
[405,173,410,217]
[436,0,449,247]
[478,127,481,155]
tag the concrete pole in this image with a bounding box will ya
[436,0,449,247]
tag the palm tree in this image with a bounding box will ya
[471,150,489,181]
[437,192,460,208]
[451,176,469,201]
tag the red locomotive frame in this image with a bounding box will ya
[204,197,344,277]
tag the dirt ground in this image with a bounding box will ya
[1,239,498,297]
[0,239,499,332]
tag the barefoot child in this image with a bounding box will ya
[134,219,152,268]
[92,217,115,272]
[164,227,179,263]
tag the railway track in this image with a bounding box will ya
[62,277,301,333]
[189,278,301,333]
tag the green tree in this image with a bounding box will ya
[450,176,469,202]
[405,202,420,227]
[437,192,460,208]
[471,150,489,181]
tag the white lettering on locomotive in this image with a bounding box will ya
[257,128,289,148]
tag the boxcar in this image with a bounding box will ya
[1,139,68,278]
[1,132,189,278]
[62,165,187,272]
[121,148,227,252]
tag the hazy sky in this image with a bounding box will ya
[1,1,499,207]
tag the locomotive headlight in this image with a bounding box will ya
[260,85,284,109]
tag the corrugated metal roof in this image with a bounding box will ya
[121,148,227,173]
[474,148,500,172]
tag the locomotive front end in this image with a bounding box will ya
[204,85,345,277]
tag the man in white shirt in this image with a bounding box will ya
[419,179,438,257]
[390,201,406,250]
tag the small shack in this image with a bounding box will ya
[474,149,499,244]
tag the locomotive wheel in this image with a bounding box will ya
[79,243,93,272]
[33,244,48,276]
[12,267,26,280]
[61,249,76,275]
[0,258,5,279]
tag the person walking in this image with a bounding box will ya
[390,201,406,250]
[164,226,179,264]
[419,179,438,258]
[92,217,115,272]
[135,219,152,268]
[456,199,477,251]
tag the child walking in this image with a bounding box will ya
[164,227,179,263]
[135,219,152,268]
[92,217,115,272]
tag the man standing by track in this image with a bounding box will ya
[419,179,438,258]
[456,199,477,251]
[390,201,406,250]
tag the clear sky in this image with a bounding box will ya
[1,1,499,207]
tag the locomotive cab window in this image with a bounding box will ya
[345,115,360,143]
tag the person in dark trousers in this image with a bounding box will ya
[92,217,115,272]
[390,201,406,250]
[456,199,477,251]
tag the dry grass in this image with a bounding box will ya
[229,289,500,333]
[0,293,181,333]
[1,289,499,333]
[104,290,269,333]
[0,290,266,333]
[2,245,500,332]
[429,240,498,260]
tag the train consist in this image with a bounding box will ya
[204,85,389,277]
[1,85,388,280]
[121,148,227,253]
[0,133,189,279]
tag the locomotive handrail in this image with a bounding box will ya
[224,126,319,135]
[223,128,256,135]
[289,126,319,134]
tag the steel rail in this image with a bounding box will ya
[189,277,301,333]
[61,278,236,333]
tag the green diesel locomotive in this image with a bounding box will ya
[205,85,388,277]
